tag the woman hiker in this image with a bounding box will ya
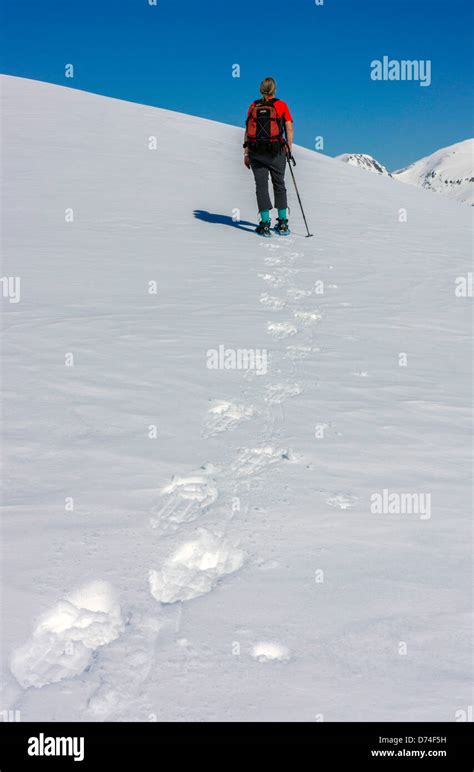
[243,77,294,238]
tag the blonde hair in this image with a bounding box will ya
[259,77,276,98]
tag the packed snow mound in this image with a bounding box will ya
[335,153,392,176]
[149,529,245,603]
[10,581,124,688]
[393,139,473,205]
[251,642,291,662]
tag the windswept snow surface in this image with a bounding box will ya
[1,76,472,722]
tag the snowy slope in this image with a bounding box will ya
[1,76,472,723]
[336,153,392,176]
[393,140,473,205]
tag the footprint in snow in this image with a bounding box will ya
[202,400,254,438]
[251,642,291,662]
[87,612,168,720]
[286,287,312,300]
[150,472,218,531]
[259,293,286,310]
[261,242,281,250]
[258,273,285,288]
[267,321,298,339]
[264,255,283,266]
[264,383,303,405]
[231,446,292,478]
[326,493,359,510]
[265,252,299,267]
[293,310,322,326]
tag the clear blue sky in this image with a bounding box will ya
[2,0,472,169]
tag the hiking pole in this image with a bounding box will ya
[285,149,313,237]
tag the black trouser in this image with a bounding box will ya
[249,147,288,212]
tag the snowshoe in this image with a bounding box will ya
[255,221,272,238]
[273,217,291,236]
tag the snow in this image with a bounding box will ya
[150,473,219,530]
[149,529,245,603]
[267,320,298,338]
[251,642,291,662]
[203,400,254,437]
[337,142,474,206]
[1,75,472,722]
[9,582,123,689]
[393,139,474,205]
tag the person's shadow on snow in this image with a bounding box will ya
[193,210,256,232]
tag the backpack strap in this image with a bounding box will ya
[264,98,285,137]
[255,97,278,107]
[245,98,264,128]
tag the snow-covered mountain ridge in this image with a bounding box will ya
[337,140,473,205]
[335,153,392,177]
[393,139,473,205]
